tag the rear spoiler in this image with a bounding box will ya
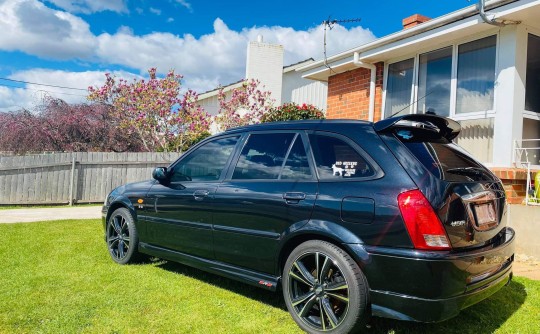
[373,114,461,141]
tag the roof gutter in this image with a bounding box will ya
[299,0,519,73]
[353,52,376,122]
[479,0,520,26]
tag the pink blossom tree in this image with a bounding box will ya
[0,97,144,154]
[88,68,211,152]
[215,79,274,131]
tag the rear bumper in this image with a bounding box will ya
[348,227,515,322]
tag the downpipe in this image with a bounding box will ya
[479,0,520,26]
[353,52,376,122]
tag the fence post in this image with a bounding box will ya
[69,156,76,206]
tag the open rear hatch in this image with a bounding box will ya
[375,114,507,250]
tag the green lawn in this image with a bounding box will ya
[0,220,538,334]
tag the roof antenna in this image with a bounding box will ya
[322,16,362,73]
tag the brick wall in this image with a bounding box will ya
[326,62,384,121]
[490,167,538,204]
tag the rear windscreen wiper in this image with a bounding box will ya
[446,167,487,177]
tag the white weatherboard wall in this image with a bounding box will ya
[246,40,284,105]
[282,69,328,111]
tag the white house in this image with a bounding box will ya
[298,0,540,203]
[198,36,328,117]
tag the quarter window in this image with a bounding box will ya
[171,136,239,182]
[309,134,374,179]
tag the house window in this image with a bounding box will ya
[384,58,414,118]
[525,34,540,113]
[417,47,452,117]
[456,35,497,114]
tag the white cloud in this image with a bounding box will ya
[44,0,127,14]
[149,7,161,15]
[167,17,174,23]
[96,18,376,91]
[0,0,97,59]
[0,0,376,97]
[0,69,142,111]
[175,0,192,12]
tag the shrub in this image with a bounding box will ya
[261,103,325,123]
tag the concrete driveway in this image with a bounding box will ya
[0,206,102,223]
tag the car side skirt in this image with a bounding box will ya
[139,242,281,291]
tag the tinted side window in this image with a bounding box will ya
[233,133,295,180]
[309,134,375,179]
[171,136,239,182]
[280,136,312,180]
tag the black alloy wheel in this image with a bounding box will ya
[283,240,369,334]
[106,207,141,264]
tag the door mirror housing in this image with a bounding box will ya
[152,167,169,183]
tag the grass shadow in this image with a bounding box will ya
[149,258,528,333]
[149,259,287,310]
[367,279,527,333]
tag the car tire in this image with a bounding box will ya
[283,240,369,334]
[106,207,142,265]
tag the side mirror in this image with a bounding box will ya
[152,167,168,182]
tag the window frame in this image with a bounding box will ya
[524,31,540,121]
[306,130,384,182]
[382,31,500,122]
[167,134,242,183]
[224,130,317,182]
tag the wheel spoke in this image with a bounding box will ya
[319,255,332,280]
[319,299,326,331]
[326,292,349,303]
[326,282,348,291]
[293,260,316,286]
[298,294,318,317]
[292,291,315,307]
[120,217,128,234]
[315,252,320,281]
[290,272,313,287]
[321,297,339,329]
[118,240,125,258]
[112,217,122,234]
[108,236,119,244]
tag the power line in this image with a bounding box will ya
[0,82,88,97]
[0,77,88,91]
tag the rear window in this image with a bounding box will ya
[399,138,495,182]
[396,129,495,182]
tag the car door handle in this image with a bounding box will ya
[283,192,306,203]
[193,190,210,200]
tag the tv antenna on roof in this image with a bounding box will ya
[322,16,362,72]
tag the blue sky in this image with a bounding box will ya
[0,0,472,111]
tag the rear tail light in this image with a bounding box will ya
[398,189,451,250]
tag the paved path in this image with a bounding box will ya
[0,206,102,223]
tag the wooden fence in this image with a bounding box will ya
[0,152,180,205]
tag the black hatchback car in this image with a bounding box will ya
[102,114,515,334]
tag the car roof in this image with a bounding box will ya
[223,119,373,134]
